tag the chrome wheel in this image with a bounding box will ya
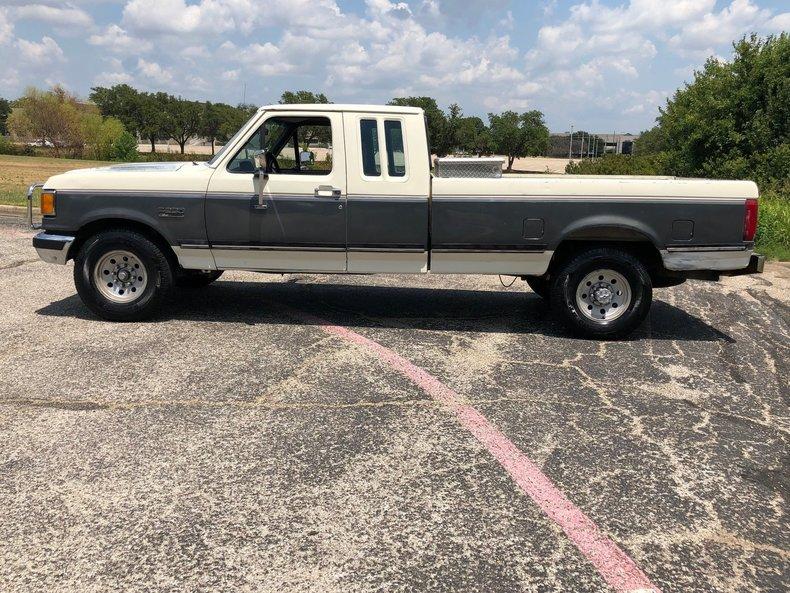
[575,268,631,324]
[93,250,147,303]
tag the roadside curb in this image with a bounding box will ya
[0,205,27,215]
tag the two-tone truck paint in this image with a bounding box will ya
[31,103,763,338]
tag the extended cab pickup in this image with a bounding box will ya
[31,103,764,338]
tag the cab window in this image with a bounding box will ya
[384,120,406,177]
[360,119,380,177]
[227,116,332,175]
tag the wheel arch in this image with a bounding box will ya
[68,217,179,271]
[547,220,664,278]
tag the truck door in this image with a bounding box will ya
[343,112,431,273]
[205,111,347,272]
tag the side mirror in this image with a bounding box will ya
[253,151,269,177]
[252,151,268,209]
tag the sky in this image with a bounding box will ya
[0,0,787,133]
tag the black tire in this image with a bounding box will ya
[175,269,223,288]
[73,229,174,321]
[525,275,550,299]
[549,247,652,339]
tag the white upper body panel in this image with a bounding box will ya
[432,175,758,200]
[40,103,758,202]
[43,161,215,192]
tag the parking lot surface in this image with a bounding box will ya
[1,222,787,593]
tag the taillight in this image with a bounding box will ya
[743,198,758,241]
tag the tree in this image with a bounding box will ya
[217,103,255,144]
[81,113,125,160]
[89,84,143,138]
[112,131,139,161]
[633,126,666,155]
[200,101,222,155]
[488,110,550,170]
[0,98,10,135]
[656,33,789,183]
[454,116,492,156]
[8,86,85,156]
[165,97,202,154]
[388,96,451,156]
[519,110,551,158]
[279,90,330,104]
[138,92,169,153]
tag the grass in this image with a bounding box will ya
[755,192,790,261]
[1,154,786,261]
[0,154,113,208]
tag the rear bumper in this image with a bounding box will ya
[660,247,754,272]
[720,254,765,276]
[33,232,74,265]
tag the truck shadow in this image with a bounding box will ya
[36,279,734,343]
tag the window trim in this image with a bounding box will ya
[383,118,408,180]
[358,117,383,180]
[225,114,334,177]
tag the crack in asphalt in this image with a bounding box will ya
[0,259,40,270]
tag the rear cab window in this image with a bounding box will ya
[358,117,408,181]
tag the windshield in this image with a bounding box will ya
[206,111,259,167]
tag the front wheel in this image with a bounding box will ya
[74,229,174,321]
[550,248,652,339]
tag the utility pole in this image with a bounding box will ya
[242,82,247,105]
[568,125,574,160]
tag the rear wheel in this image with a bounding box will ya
[74,229,173,321]
[550,247,652,339]
[175,269,223,288]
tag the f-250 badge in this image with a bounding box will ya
[157,206,185,218]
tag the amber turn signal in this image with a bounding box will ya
[40,192,56,216]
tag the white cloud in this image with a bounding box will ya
[668,0,772,57]
[185,75,209,90]
[220,69,239,81]
[621,89,670,116]
[16,36,65,66]
[89,24,152,54]
[180,45,210,60]
[0,8,14,44]
[13,3,93,28]
[93,70,134,86]
[122,0,346,36]
[136,58,173,84]
[768,12,790,30]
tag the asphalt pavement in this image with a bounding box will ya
[0,221,787,593]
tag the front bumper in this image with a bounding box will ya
[33,232,75,265]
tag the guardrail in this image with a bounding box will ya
[27,182,44,230]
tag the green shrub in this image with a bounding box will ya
[0,136,35,156]
[756,191,790,260]
[82,114,125,160]
[565,153,668,176]
[139,151,210,162]
[112,132,138,161]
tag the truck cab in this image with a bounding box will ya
[203,104,431,274]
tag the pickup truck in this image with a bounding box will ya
[30,103,764,338]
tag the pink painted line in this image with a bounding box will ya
[295,310,660,593]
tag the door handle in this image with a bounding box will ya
[315,185,342,198]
